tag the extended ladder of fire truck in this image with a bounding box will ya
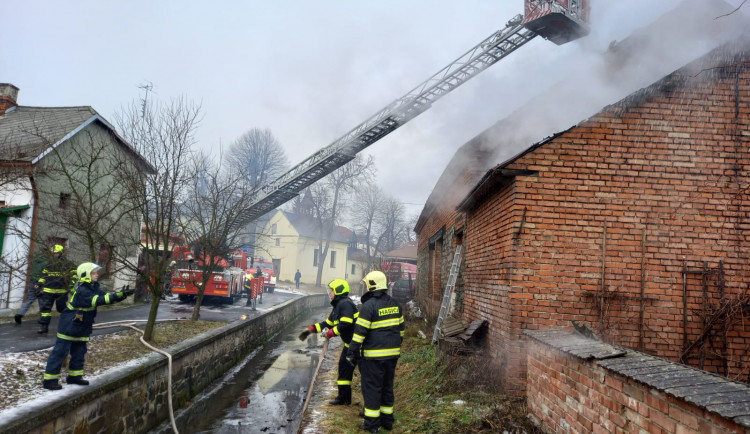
[239,1,590,224]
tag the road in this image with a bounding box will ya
[0,288,305,353]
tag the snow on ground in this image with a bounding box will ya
[0,331,140,414]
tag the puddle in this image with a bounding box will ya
[158,308,328,433]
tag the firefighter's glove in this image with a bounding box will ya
[298,329,312,341]
[121,285,134,296]
[73,313,84,323]
[345,355,357,368]
[325,328,336,339]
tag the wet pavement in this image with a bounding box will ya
[152,306,331,434]
[0,289,303,353]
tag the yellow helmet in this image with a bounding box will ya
[327,278,350,296]
[51,244,64,253]
[362,271,387,291]
[77,262,102,282]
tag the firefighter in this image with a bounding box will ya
[42,262,132,390]
[299,278,358,405]
[35,244,76,334]
[346,271,404,433]
[244,274,255,308]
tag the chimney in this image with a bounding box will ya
[0,83,19,115]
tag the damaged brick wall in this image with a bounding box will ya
[418,42,750,397]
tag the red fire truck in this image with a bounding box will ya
[170,246,245,304]
[381,261,417,303]
[229,251,277,294]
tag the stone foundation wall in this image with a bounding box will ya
[3,294,326,434]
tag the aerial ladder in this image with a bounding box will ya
[238,0,590,224]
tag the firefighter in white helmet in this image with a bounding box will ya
[346,270,405,432]
[42,263,132,390]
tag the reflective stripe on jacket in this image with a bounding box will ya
[312,296,358,345]
[348,290,404,360]
[57,281,125,341]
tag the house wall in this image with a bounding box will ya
[0,177,34,308]
[296,236,348,286]
[259,211,350,286]
[261,211,301,282]
[459,58,750,394]
[30,122,141,291]
[345,258,366,292]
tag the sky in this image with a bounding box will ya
[2,1,748,219]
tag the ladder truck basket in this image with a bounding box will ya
[522,0,590,45]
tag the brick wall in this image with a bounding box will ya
[526,330,750,434]
[418,42,750,396]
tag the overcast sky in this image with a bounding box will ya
[2,1,747,218]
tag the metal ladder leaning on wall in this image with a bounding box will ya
[432,245,462,344]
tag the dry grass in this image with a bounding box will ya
[314,323,543,433]
[0,320,224,412]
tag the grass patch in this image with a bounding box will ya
[316,323,543,433]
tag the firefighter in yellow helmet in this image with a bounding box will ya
[34,244,76,334]
[299,278,358,405]
[42,263,132,390]
[346,270,405,432]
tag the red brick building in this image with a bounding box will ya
[416,37,750,394]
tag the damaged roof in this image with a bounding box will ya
[416,0,746,232]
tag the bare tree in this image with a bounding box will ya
[178,151,252,320]
[309,155,374,286]
[114,95,201,342]
[33,130,140,265]
[226,128,289,189]
[373,196,407,256]
[351,182,384,273]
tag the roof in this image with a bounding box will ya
[416,0,745,233]
[0,105,154,172]
[281,210,350,244]
[385,240,417,260]
[458,34,750,211]
[347,247,367,261]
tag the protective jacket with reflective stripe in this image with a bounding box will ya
[36,256,76,294]
[312,295,358,344]
[57,280,126,341]
[348,290,404,360]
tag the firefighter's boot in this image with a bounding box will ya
[43,381,62,391]
[329,386,351,405]
[37,324,48,334]
[14,314,22,324]
[67,376,90,386]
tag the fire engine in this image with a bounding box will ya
[170,245,246,304]
[229,250,278,293]
[382,261,417,303]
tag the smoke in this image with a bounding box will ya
[417,0,749,217]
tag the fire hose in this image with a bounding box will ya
[298,336,329,432]
[93,318,188,434]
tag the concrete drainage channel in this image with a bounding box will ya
[151,307,328,434]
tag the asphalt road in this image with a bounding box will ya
[0,289,302,353]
